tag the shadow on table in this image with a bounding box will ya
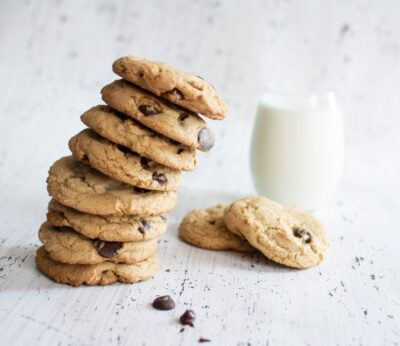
[169,235,295,274]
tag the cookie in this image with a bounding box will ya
[69,129,181,191]
[112,56,228,120]
[39,222,158,265]
[36,246,159,286]
[47,156,177,216]
[47,199,167,242]
[179,205,254,252]
[223,197,329,268]
[81,105,198,171]
[101,80,215,151]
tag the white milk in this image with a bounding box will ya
[250,91,344,210]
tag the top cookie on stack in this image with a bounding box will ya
[112,56,228,120]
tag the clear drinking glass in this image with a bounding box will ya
[250,89,344,210]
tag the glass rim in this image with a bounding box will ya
[259,85,339,109]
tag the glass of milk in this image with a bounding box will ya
[250,89,344,210]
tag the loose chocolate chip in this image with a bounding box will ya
[162,88,184,100]
[177,148,185,154]
[117,144,131,154]
[133,186,149,194]
[95,241,123,258]
[152,172,167,186]
[152,295,176,310]
[199,338,211,343]
[140,157,150,169]
[53,226,74,232]
[180,310,195,327]
[198,128,215,151]
[293,228,312,243]
[178,112,189,124]
[139,105,161,116]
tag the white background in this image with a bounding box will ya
[0,1,399,345]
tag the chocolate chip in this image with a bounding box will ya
[293,228,312,243]
[162,88,184,100]
[95,241,122,258]
[81,154,89,163]
[133,186,149,193]
[138,218,151,234]
[180,310,195,327]
[138,71,144,77]
[178,112,189,124]
[117,144,131,154]
[139,105,161,116]
[198,128,215,151]
[53,226,74,232]
[152,172,167,186]
[140,157,150,169]
[177,148,185,154]
[152,295,176,310]
[199,338,211,343]
[208,219,216,225]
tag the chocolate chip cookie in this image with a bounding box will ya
[36,246,159,286]
[223,197,329,268]
[179,205,254,252]
[39,222,157,265]
[47,199,167,242]
[81,105,198,171]
[69,129,181,191]
[47,156,177,216]
[112,56,228,120]
[101,80,215,151]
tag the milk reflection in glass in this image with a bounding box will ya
[250,91,344,210]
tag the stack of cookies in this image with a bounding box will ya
[36,56,228,286]
[179,197,329,269]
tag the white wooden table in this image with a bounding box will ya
[0,1,399,345]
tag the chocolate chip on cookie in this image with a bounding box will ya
[152,172,167,186]
[293,227,312,244]
[138,218,151,234]
[139,104,161,116]
[162,88,184,100]
[198,128,215,151]
[95,240,123,258]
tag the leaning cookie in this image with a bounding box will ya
[69,129,181,191]
[223,197,329,269]
[39,222,158,265]
[179,205,254,252]
[47,156,177,216]
[36,247,159,286]
[47,199,167,242]
[112,56,228,120]
[81,105,198,171]
[101,80,215,151]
